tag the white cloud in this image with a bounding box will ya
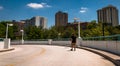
[81,7,88,10]
[79,7,88,13]
[0,6,3,10]
[42,2,51,7]
[80,10,86,13]
[27,3,51,9]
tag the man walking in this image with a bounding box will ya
[71,33,77,51]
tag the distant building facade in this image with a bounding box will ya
[67,22,89,30]
[97,5,119,26]
[55,11,68,27]
[25,16,47,29]
[40,17,47,29]
[12,20,25,37]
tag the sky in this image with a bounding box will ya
[0,0,120,27]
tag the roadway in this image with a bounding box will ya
[0,45,115,66]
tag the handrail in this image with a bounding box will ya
[0,38,4,41]
[83,34,120,41]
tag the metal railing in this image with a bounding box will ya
[11,38,71,46]
[25,39,48,41]
[52,38,70,41]
[82,34,120,41]
[0,38,4,41]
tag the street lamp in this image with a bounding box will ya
[74,18,82,47]
[6,23,13,39]
[5,23,13,49]
[20,30,24,44]
[74,18,81,38]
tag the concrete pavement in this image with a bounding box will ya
[0,45,115,66]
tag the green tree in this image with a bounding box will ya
[62,27,75,38]
[48,26,58,39]
[0,23,6,38]
[0,21,16,39]
[25,26,41,39]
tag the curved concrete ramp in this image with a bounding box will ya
[0,45,115,66]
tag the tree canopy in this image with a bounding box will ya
[0,21,120,40]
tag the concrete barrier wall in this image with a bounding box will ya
[82,41,120,55]
[25,41,48,44]
[11,40,71,45]
[52,41,71,45]
[11,41,48,44]
[11,40,120,55]
[118,42,120,54]
[0,41,4,49]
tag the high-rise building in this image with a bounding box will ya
[40,17,47,29]
[55,11,68,27]
[97,5,119,26]
[25,16,47,29]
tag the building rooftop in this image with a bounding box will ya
[102,5,117,9]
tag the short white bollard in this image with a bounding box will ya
[48,39,52,45]
[21,40,24,44]
[76,38,82,47]
[4,38,11,49]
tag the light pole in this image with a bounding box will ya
[74,18,82,47]
[20,30,24,44]
[74,18,81,38]
[5,23,13,49]
[6,23,13,39]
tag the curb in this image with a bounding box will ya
[0,48,15,52]
[79,47,120,66]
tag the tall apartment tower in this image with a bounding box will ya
[55,11,68,27]
[40,17,47,29]
[25,16,47,29]
[97,5,119,26]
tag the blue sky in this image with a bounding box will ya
[0,0,120,27]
